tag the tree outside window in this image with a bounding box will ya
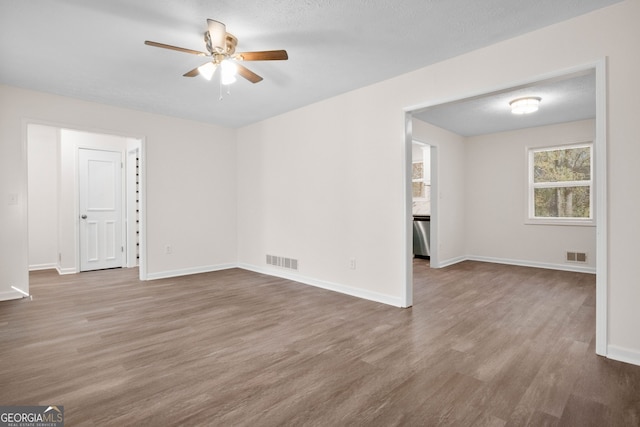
[529,143,593,222]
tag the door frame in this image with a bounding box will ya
[126,144,142,268]
[402,58,608,356]
[24,120,147,281]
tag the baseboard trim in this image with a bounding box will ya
[238,263,403,307]
[433,256,467,269]
[145,261,402,307]
[607,345,640,367]
[56,266,77,275]
[0,290,26,302]
[466,255,596,274]
[146,263,237,280]
[29,263,57,271]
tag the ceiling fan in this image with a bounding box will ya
[145,19,288,85]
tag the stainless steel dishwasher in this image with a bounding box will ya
[413,215,430,258]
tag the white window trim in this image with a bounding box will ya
[525,142,595,226]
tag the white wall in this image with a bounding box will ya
[237,0,640,361]
[465,120,596,271]
[237,99,408,306]
[27,124,59,270]
[0,88,28,300]
[0,85,238,299]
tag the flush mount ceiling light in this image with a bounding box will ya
[509,97,541,114]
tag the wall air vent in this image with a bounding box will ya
[566,251,587,263]
[266,254,299,271]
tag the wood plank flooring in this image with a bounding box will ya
[1,261,639,426]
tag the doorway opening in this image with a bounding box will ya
[411,140,433,263]
[403,61,607,356]
[27,124,146,280]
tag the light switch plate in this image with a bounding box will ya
[8,193,18,205]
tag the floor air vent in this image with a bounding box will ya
[266,254,299,270]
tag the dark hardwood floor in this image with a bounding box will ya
[1,260,639,426]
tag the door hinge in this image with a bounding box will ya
[121,246,124,253]
[121,162,124,169]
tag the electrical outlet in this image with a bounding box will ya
[349,258,356,270]
[165,245,173,254]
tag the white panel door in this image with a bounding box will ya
[79,148,123,271]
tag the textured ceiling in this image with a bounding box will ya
[0,0,621,128]
[413,70,596,137]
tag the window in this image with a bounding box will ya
[528,143,593,224]
[412,144,431,200]
[412,161,426,199]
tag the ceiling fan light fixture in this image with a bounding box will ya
[197,62,216,80]
[509,97,541,114]
[220,60,238,85]
[145,18,288,87]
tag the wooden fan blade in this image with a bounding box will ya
[234,50,288,61]
[144,40,208,57]
[183,66,201,77]
[236,64,263,83]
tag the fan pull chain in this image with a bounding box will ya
[218,79,232,101]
